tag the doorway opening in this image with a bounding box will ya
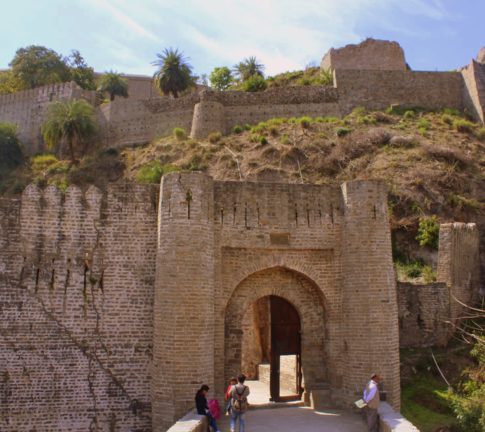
[241,295,303,403]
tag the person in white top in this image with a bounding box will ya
[362,374,381,432]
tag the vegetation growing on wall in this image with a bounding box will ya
[0,45,96,94]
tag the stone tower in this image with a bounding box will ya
[152,172,215,431]
[341,180,400,409]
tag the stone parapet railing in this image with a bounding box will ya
[166,410,208,432]
[379,402,419,431]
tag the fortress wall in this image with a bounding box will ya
[437,223,480,323]
[461,60,485,122]
[397,282,450,347]
[97,98,195,147]
[336,70,464,114]
[0,82,96,154]
[0,183,158,431]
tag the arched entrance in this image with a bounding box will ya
[224,267,327,403]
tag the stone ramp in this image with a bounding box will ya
[217,406,366,432]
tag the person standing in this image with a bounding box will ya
[362,374,381,432]
[195,384,221,432]
[230,374,250,432]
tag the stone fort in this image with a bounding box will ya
[0,39,481,431]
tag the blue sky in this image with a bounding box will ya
[1,0,484,77]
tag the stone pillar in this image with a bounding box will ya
[190,99,225,139]
[341,180,400,410]
[152,172,215,431]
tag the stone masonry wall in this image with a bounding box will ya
[321,38,407,71]
[336,69,464,115]
[397,282,449,347]
[0,182,158,431]
[461,60,485,123]
[397,222,480,348]
[437,223,480,323]
[0,82,95,155]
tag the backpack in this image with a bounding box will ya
[231,385,248,413]
[208,398,221,420]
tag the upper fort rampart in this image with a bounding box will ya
[1,38,484,153]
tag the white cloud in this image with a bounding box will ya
[77,0,457,75]
[83,0,162,43]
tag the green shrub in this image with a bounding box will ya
[357,115,377,125]
[0,123,23,174]
[442,107,461,116]
[416,215,440,249]
[259,136,268,145]
[336,127,351,137]
[422,266,437,283]
[269,126,279,136]
[31,154,59,172]
[232,125,243,134]
[173,127,186,140]
[47,160,70,175]
[448,194,482,211]
[385,105,408,115]
[241,74,267,92]
[403,110,415,119]
[280,134,290,145]
[208,132,222,143]
[299,116,312,129]
[441,114,454,125]
[243,124,252,131]
[417,118,430,130]
[453,118,475,133]
[351,106,366,117]
[450,343,485,432]
[136,161,178,184]
[319,68,333,86]
[475,127,485,140]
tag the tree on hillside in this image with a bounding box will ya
[0,123,23,177]
[9,45,71,89]
[68,50,96,91]
[233,56,264,81]
[209,66,234,91]
[152,48,195,98]
[97,71,129,101]
[41,99,97,163]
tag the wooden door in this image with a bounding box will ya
[269,295,302,401]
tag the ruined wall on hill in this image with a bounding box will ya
[321,38,407,71]
[97,96,196,147]
[461,60,485,123]
[0,82,95,154]
[0,183,158,431]
[397,222,480,349]
[336,69,464,114]
[397,282,449,347]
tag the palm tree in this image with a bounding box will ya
[233,56,264,81]
[42,99,97,163]
[97,71,129,101]
[152,48,195,98]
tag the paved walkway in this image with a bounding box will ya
[217,380,366,431]
[217,406,366,432]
